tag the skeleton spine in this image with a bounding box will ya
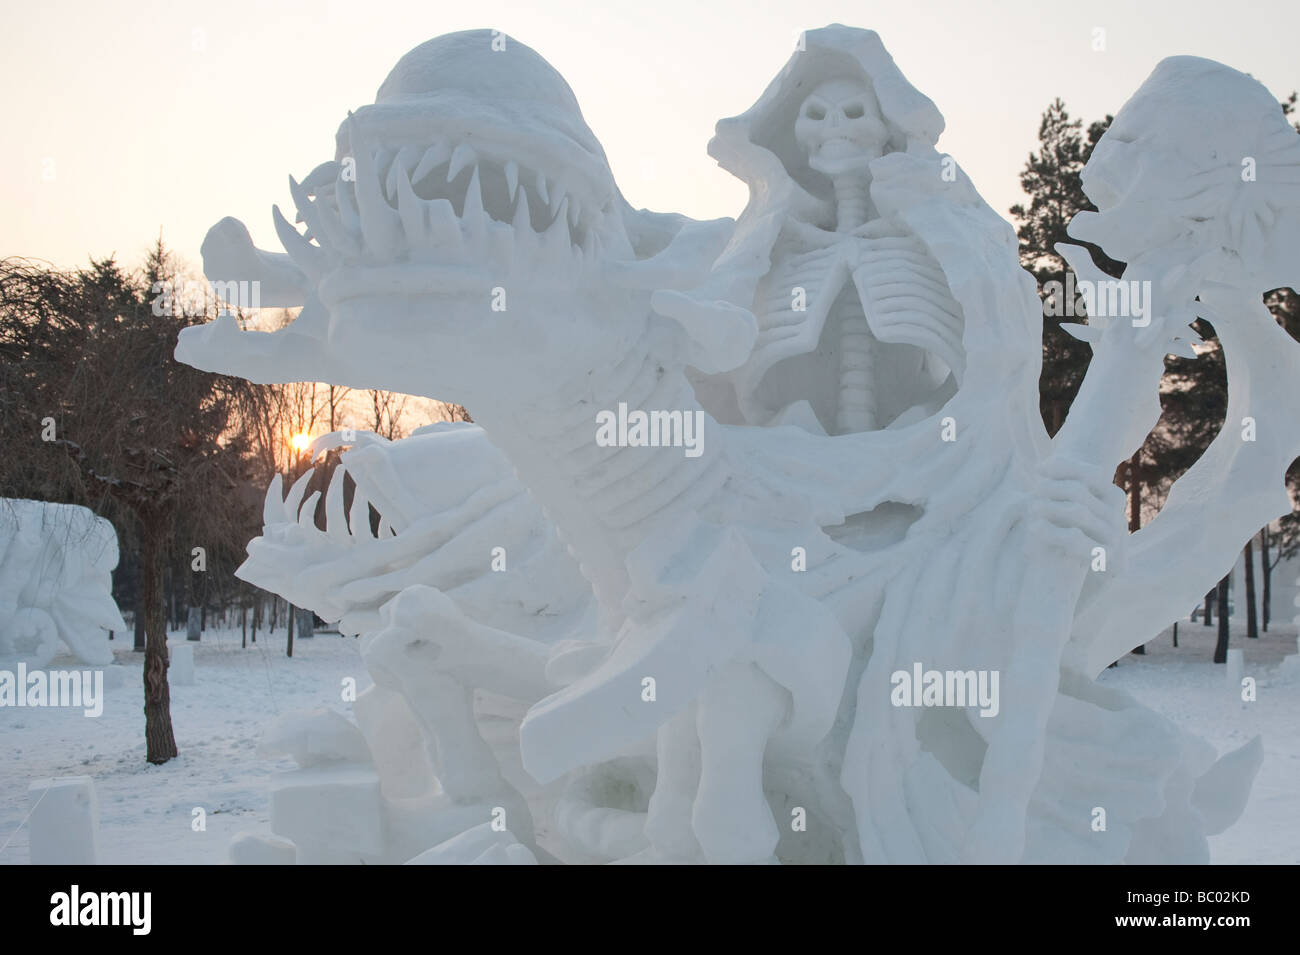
[833,173,875,434]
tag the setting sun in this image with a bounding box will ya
[290,432,312,453]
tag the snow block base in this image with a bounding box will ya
[269,765,384,864]
[28,776,99,864]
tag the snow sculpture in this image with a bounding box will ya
[177,27,1299,864]
[0,499,126,669]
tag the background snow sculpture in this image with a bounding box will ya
[179,26,1297,864]
[0,499,126,669]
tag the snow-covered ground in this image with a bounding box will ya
[1,619,1296,864]
[1,626,372,865]
[1099,619,1300,865]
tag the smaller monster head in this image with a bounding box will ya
[1072,55,1300,288]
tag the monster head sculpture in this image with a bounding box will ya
[180,30,733,406]
[1071,55,1300,287]
[299,31,644,401]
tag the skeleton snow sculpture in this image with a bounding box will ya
[178,26,1299,864]
[0,499,126,670]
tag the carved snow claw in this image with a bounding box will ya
[1028,456,1128,568]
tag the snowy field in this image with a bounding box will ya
[1,619,1296,865]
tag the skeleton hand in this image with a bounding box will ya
[1028,456,1128,572]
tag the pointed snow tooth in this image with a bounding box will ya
[567,199,582,230]
[325,467,349,542]
[463,165,485,227]
[315,196,355,256]
[378,515,394,538]
[505,160,519,201]
[273,205,327,280]
[336,180,361,239]
[427,198,460,244]
[396,144,422,173]
[298,491,322,528]
[385,145,419,201]
[284,469,315,520]
[549,181,568,217]
[375,147,394,184]
[385,161,403,202]
[289,175,313,216]
[448,143,476,182]
[548,195,570,233]
[536,171,549,207]
[511,191,537,258]
[413,142,451,185]
[289,175,350,256]
[355,147,403,257]
[542,197,570,252]
[263,474,285,527]
[348,483,373,539]
[301,160,340,193]
[394,164,429,247]
[512,187,531,231]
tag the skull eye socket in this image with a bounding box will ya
[805,104,826,121]
[843,102,865,120]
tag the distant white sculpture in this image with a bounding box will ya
[178,26,1299,864]
[167,642,195,685]
[0,499,125,669]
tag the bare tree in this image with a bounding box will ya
[0,243,270,763]
[368,389,411,439]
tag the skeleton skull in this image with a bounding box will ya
[795,78,888,175]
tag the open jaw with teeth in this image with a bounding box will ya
[277,136,619,299]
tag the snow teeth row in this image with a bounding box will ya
[264,468,394,541]
[277,143,610,277]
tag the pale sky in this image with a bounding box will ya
[3,0,1298,271]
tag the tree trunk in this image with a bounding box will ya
[287,601,295,658]
[140,522,178,763]
[252,599,259,643]
[1244,539,1258,639]
[1203,589,1214,626]
[1213,575,1231,664]
[1260,526,1271,632]
[1172,621,1178,647]
[133,591,146,651]
[295,607,314,639]
[241,603,247,649]
[1128,452,1145,654]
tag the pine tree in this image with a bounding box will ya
[1010,100,1122,437]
